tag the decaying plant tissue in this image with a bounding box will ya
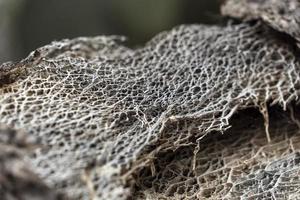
[0,0,300,199]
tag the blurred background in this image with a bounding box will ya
[0,0,222,63]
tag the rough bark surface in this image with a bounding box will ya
[0,0,300,199]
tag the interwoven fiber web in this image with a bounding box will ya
[134,107,300,199]
[0,4,300,199]
[222,0,300,48]
[0,124,65,200]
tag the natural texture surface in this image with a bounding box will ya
[0,125,64,200]
[222,0,300,47]
[134,107,300,199]
[0,1,300,199]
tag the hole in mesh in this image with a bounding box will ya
[201,188,215,198]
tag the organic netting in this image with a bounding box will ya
[134,107,300,199]
[0,1,300,199]
[0,124,65,200]
[222,0,300,47]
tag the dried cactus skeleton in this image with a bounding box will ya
[0,0,300,199]
[0,125,64,200]
[222,0,300,47]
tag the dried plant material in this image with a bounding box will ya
[133,107,300,199]
[0,125,65,200]
[222,0,300,47]
[0,1,299,199]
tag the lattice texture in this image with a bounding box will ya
[222,0,300,47]
[134,108,300,199]
[0,125,64,200]
[0,21,299,199]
